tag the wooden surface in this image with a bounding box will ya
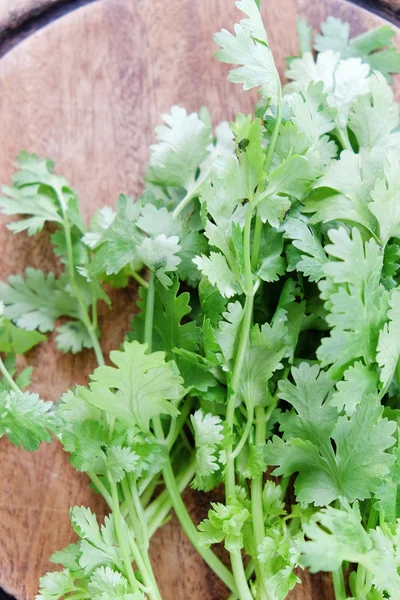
[0,1,398,599]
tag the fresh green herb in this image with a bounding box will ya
[2,0,400,599]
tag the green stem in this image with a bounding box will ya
[121,477,147,551]
[225,205,254,600]
[146,456,196,536]
[395,357,400,390]
[264,100,282,174]
[132,270,149,289]
[143,265,237,594]
[231,404,254,460]
[88,471,112,508]
[332,499,347,600]
[109,475,139,593]
[128,536,162,600]
[251,217,263,271]
[337,127,353,152]
[0,358,21,394]
[121,479,162,600]
[227,561,255,600]
[144,271,155,353]
[251,406,270,600]
[355,506,378,598]
[332,568,347,600]
[131,475,150,550]
[140,476,159,508]
[156,454,238,594]
[172,178,203,219]
[166,396,194,449]
[56,190,104,367]
[250,98,282,272]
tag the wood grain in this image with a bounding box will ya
[0,1,398,599]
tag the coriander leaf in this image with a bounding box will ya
[376,288,400,390]
[214,0,280,103]
[257,155,319,228]
[315,16,400,81]
[1,151,84,233]
[130,279,201,360]
[285,50,370,130]
[267,366,395,505]
[283,217,327,283]
[369,151,400,245]
[106,445,139,482]
[81,341,184,430]
[304,151,377,232]
[0,390,58,451]
[193,252,241,298]
[331,361,379,415]
[231,113,266,198]
[63,420,107,473]
[257,524,302,600]
[349,72,400,150]
[0,316,46,354]
[198,499,251,554]
[56,321,94,354]
[136,204,179,238]
[272,279,306,363]
[57,387,101,427]
[300,503,371,572]
[317,227,388,372]
[88,566,130,600]
[36,569,78,600]
[374,445,400,524]
[215,301,244,370]
[191,410,225,490]
[82,206,116,248]
[314,16,350,55]
[239,320,287,410]
[90,194,144,276]
[137,234,181,288]
[50,543,82,572]
[198,278,227,325]
[241,443,267,479]
[0,184,62,235]
[147,105,212,191]
[297,17,312,55]
[257,227,286,283]
[285,82,337,165]
[277,362,337,445]
[176,230,208,286]
[70,508,122,574]
[0,268,80,332]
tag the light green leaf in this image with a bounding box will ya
[81,341,184,430]
[193,252,241,298]
[0,268,80,332]
[147,105,212,191]
[137,234,181,288]
[376,288,400,390]
[0,390,58,451]
[56,321,94,354]
[214,0,280,103]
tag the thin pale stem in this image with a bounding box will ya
[88,471,112,508]
[251,406,270,600]
[56,189,104,367]
[109,475,140,593]
[0,358,21,394]
[132,270,149,289]
[225,204,255,600]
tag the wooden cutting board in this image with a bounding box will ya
[0,1,398,599]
